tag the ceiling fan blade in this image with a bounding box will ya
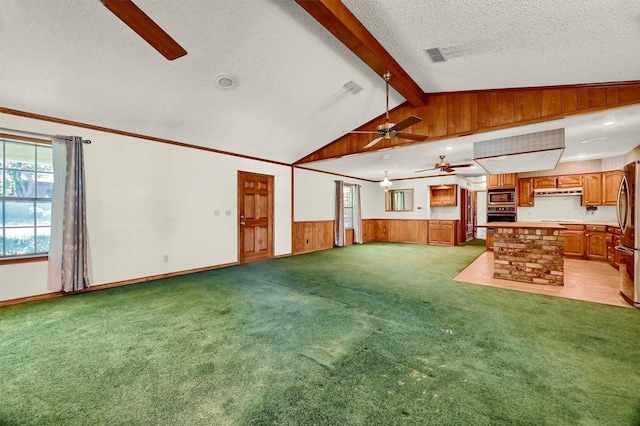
[102,0,187,60]
[391,116,422,131]
[414,167,438,173]
[363,136,384,149]
[449,163,474,168]
[442,167,455,173]
[348,131,380,134]
[396,132,428,141]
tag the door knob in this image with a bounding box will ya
[240,221,246,226]
[240,215,245,219]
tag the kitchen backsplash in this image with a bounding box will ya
[517,195,617,223]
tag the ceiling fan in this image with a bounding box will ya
[414,155,474,174]
[100,0,187,60]
[351,72,428,149]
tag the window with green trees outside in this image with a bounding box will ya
[0,138,53,258]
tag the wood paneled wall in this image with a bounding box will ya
[292,221,334,254]
[297,82,640,163]
[363,219,430,244]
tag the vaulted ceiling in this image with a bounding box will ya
[2,0,639,181]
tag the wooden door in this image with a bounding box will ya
[603,170,623,205]
[460,188,474,242]
[238,171,274,263]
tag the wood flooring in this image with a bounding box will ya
[454,252,632,308]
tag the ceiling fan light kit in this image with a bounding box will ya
[356,72,428,149]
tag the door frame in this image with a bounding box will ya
[238,171,274,264]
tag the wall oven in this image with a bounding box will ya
[488,190,516,205]
[487,206,516,223]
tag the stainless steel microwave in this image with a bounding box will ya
[488,190,515,205]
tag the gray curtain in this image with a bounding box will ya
[334,180,345,247]
[48,136,92,292]
[353,184,362,244]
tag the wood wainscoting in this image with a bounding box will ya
[363,219,432,244]
[293,221,334,254]
[293,219,459,255]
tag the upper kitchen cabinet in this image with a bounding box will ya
[603,170,624,206]
[487,173,516,189]
[533,176,556,188]
[582,171,623,206]
[430,184,457,207]
[582,173,603,206]
[557,175,582,188]
[517,178,534,207]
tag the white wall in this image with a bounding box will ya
[0,113,291,301]
[517,196,617,222]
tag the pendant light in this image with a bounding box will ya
[380,170,392,190]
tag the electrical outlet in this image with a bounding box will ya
[163,255,169,262]
[226,210,231,216]
[214,210,220,216]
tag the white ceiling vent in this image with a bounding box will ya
[424,47,446,63]
[473,128,565,174]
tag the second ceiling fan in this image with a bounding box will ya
[352,72,428,149]
[415,155,474,174]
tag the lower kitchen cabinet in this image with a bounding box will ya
[428,220,456,245]
[607,226,622,268]
[563,224,585,258]
[585,225,608,261]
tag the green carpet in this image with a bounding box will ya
[1,242,639,425]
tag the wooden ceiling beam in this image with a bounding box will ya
[295,0,425,107]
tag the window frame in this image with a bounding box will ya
[343,184,354,230]
[0,134,53,263]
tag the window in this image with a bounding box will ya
[1,138,53,258]
[343,184,354,229]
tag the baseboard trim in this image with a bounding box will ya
[0,261,240,308]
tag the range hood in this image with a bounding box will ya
[533,187,583,197]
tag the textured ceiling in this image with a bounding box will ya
[1,0,639,180]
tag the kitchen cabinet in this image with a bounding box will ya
[585,225,607,261]
[533,176,556,188]
[607,226,622,268]
[557,174,582,187]
[486,228,494,251]
[428,220,456,246]
[430,184,457,207]
[487,173,516,189]
[563,224,585,258]
[603,170,624,206]
[582,173,603,206]
[517,178,534,207]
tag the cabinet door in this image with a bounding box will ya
[486,229,494,251]
[487,174,501,188]
[517,178,534,206]
[534,176,557,188]
[501,173,516,187]
[558,175,582,187]
[603,170,624,206]
[586,232,608,260]
[428,221,441,244]
[582,173,603,206]
[564,231,585,257]
[439,222,455,245]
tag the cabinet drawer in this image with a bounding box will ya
[586,225,607,232]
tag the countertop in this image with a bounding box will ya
[478,222,567,229]
[479,221,619,228]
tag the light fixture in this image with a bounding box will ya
[473,128,565,174]
[380,170,392,190]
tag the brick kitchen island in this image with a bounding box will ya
[488,222,566,286]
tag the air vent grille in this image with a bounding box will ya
[425,47,446,63]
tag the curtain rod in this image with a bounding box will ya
[0,127,92,144]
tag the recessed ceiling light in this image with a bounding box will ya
[214,73,238,90]
[381,154,391,160]
[445,146,453,151]
[578,154,586,158]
